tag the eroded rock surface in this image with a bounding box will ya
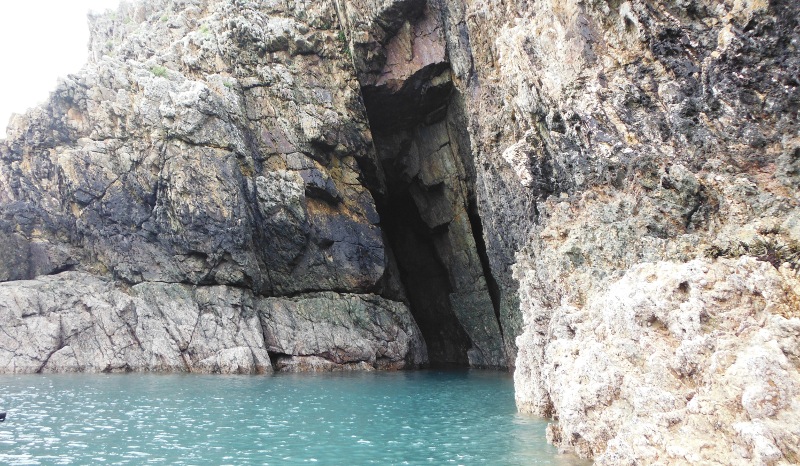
[0,272,424,373]
[516,257,800,464]
[339,0,800,462]
[1,0,380,295]
[436,0,800,463]
[342,0,512,368]
[0,0,427,373]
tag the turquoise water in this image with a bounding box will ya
[0,371,582,465]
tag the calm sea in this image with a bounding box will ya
[0,370,585,465]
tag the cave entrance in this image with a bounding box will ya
[345,2,509,368]
[379,174,472,366]
[365,88,508,368]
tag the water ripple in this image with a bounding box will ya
[0,371,587,465]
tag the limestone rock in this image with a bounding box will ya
[0,0,381,296]
[262,292,428,371]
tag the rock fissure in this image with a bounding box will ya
[342,1,511,368]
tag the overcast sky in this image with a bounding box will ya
[0,0,122,138]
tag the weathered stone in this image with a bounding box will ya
[0,272,426,374]
[261,292,428,370]
[0,0,426,374]
[439,0,800,462]
[0,0,381,296]
[346,2,512,368]
[515,258,800,464]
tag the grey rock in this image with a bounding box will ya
[0,272,426,373]
[261,292,428,370]
[0,0,425,375]
[430,0,800,462]
[0,0,381,297]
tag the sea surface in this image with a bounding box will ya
[0,370,585,465]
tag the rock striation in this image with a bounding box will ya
[0,271,423,373]
[2,0,800,463]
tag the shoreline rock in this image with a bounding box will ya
[1,0,799,462]
[0,272,427,374]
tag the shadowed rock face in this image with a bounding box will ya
[348,1,512,368]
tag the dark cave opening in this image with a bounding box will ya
[267,350,291,370]
[349,6,510,367]
[378,168,473,366]
[348,35,480,365]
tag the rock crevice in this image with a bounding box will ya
[343,2,512,368]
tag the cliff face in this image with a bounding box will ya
[0,0,428,373]
[341,0,800,462]
[2,0,799,462]
[431,0,799,463]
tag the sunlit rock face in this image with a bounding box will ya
[2,0,800,462]
[429,0,799,462]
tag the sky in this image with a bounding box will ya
[0,0,122,138]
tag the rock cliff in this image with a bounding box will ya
[2,0,799,463]
[448,0,799,462]
[0,0,429,373]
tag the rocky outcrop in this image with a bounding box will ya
[2,0,380,295]
[0,272,424,373]
[0,0,427,372]
[515,257,800,464]
[426,0,799,462]
[341,0,800,462]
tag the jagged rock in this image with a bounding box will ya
[434,0,800,462]
[349,0,511,367]
[515,258,800,464]
[0,0,427,373]
[262,292,428,371]
[0,0,381,296]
